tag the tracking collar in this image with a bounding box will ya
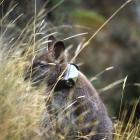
[54,63,79,91]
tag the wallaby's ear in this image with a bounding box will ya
[48,35,56,50]
[53,41,65,59]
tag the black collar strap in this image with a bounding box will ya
[54,64,79,91]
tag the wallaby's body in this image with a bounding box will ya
[25,36,112,140]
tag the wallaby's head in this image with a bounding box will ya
[25,36,67,86]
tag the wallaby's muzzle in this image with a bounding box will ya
[24,61,49,85]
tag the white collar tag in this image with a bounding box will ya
[54,64,79,91]
[63,64,79,83]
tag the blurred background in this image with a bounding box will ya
[0,0,140,121]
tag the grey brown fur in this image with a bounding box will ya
[25,36,112,140]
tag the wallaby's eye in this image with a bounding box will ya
[35,61,48,68]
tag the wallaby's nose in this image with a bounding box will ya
[24,70,31,81]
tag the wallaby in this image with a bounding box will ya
[25,36,113,140]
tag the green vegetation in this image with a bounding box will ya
[71,9,106,28]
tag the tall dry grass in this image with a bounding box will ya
[0,48,46,140]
